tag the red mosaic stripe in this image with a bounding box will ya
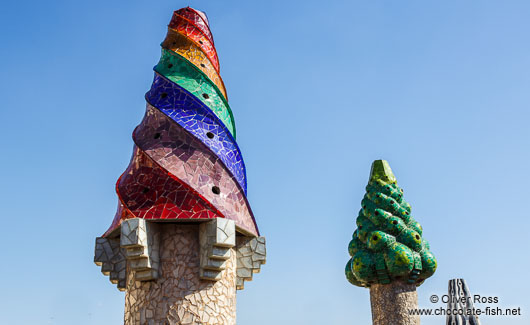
[168,14,220,72]
[175,7,214,45]
[132,106,259,236]
[104,147,223,234]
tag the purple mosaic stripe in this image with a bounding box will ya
[145,71,247,193]
[131,105,259,236]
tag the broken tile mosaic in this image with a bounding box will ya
[155,48,235,137]
[145,73,247,192]
[131,105,258,236]
[96,12,266,321]
[168,14,220,72]
[161,29,228,100]
[175,7,215,46]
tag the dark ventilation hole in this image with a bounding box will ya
[142,187,150,194]
[212,186,221,195]
[392,220,398,225]
[160,92,168,99]
[199,40,203,44]
[359,225,363,229]
[415,235,420,240]
[206,132,215,139]
[202,93,209,99]
[154,133,161,139]
[200,63,206,68]
[168,63,173,69]
[405,211,409,215]
[372,235,378,241]
[375,211,379,216]
[172,42,177,46]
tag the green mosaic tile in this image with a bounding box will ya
[346,160,437,288]
[155,49,236,138]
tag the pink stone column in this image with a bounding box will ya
[369,281,420,325]
[94,218,265,324]
[124,224,237,325]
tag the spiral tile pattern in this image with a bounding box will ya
[103,8,258,237]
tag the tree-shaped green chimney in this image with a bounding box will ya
[345,160,437,287]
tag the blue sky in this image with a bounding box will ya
[1,1,529,324]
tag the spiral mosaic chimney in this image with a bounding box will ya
[94,7,266,324]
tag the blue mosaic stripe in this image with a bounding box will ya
[145,71,247,193]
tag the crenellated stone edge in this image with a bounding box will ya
[94,218,160,290]
[236,236,266,290]
[120,218,160,281]
[94,236,127,291]
[95,218,266,291]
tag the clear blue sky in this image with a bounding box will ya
[1,1,529,324]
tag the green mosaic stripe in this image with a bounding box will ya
[346,160,437,288]
[155,48,236,138]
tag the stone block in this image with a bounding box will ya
[235,236,266,290]
[121,218,160,281]
[199,219,236,281]
[94,236,127,290]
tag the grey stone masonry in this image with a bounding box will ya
[94,218,160,289]
[94,236,127,290]
[199,218,236,281]
[235,236,266,290]
[95,218,267,292]
[120,218,160,281]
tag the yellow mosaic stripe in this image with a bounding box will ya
[161,28,228,101]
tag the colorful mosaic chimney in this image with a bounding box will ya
[345,160,437,325]
[94,8,266,324]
